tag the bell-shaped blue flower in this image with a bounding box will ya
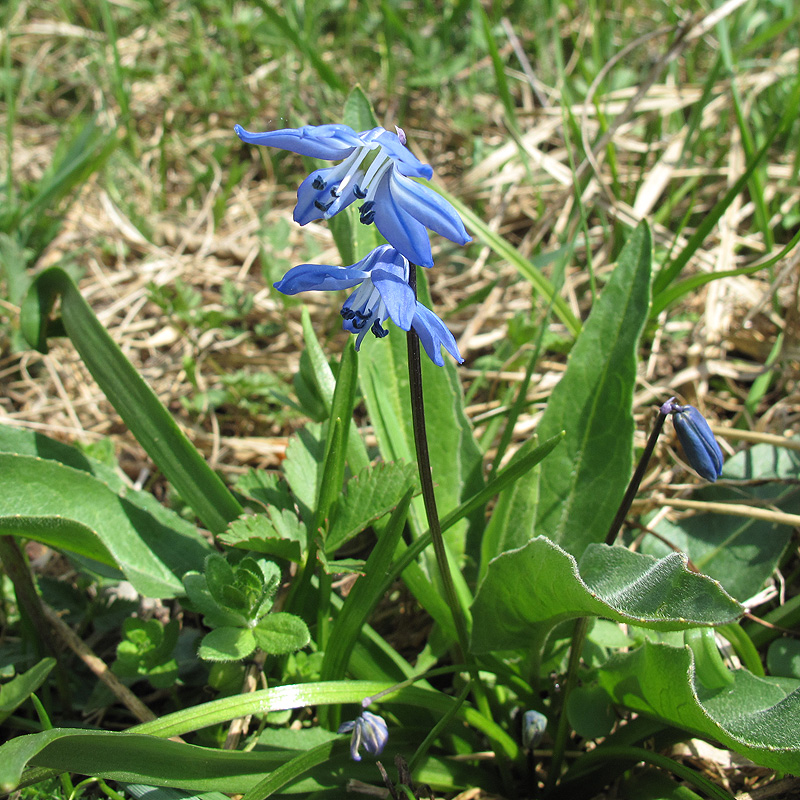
[235,123,470,268]
[669,402,724,482]
[338,711,388,762]
[274,245,463,367]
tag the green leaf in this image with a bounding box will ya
[0,453,202,597]
[0,424,210,551]
[767,639,800,680]
[342,85,380,131]
[326,462,418,553]
[479,436,544,582]
[566,684,616,740]
[533,221,652,557]
[181,573,245,629]
[252,613,311,655]
[470,538,743,654]
[282,423,325,527]
[0,730,296,794]
[20,268,242,533]
[643,443,800,600]
[204,555,237,610]
[218,511,304,563]
[0,658,56,725]
[321,488,414,684]
[198,628,256,662]
[597,640,800,773]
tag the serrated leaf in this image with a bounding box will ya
[470,538,743,654]
[204,554,236,609]
[198,627,256,662]
[597,640,800,773]
[252,613,310,655]
[326,462,418,553]
[218,510,305,562]
[233,469,294,513]
[533,222,652,557]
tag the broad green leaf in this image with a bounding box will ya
[479,436,544,582]
[470,538,743,654]
[20,268,242,533]
[533,221,652,557]
[643,443,800,600]
[204,555,238,610]
[597,641,800,773]
[326,462,418,552]
[0,423,210,549]
[0,658,55,725]
[252,613,311,655]
[0,453,204,597]
[359,267,484,562]
[198,628,256,662]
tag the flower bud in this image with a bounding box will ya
[672,405,723,481]
[338,711,389,761]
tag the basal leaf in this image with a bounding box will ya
[597,640,800,773]
[533,221,652,557]
[0,453,202,597]
[643,443,800,600]
[470,538,743,654]
[326,462,418,552]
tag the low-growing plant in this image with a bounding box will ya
[1,70,799,800]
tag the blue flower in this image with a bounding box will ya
[274,245,463,367]
[234,123,470,268]
[338,711,389,762]
[665,400,724,482]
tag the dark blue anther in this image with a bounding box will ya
[314,199,334,212]
[353,185,366,199]
[312,176,326,190]
[371,320,388,338]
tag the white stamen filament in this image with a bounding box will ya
[361,159,393,203]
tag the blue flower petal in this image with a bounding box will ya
[411,303,463,367]
[371,174,434,267]
[373,129,433,180]
[234,124,361,160]
[274,264,367,295]
[672,405,724,481]
[389,172,471,246]
[371,268,415,330]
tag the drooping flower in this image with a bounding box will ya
[662,399,724,482]
[234,123,470,268]
[338,711,389,762]
[274,245,463,367]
